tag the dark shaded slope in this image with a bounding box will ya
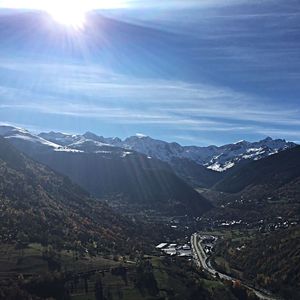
[33,151,212,216]
[215,146,300,193]
[0,137,152,252]
[170,157,224,188]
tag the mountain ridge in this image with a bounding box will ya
[38,129,297,172]
[1,125,297,190]
[0,125,212,216]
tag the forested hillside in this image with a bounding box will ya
[215,226,300,300]
[0,137,154,253]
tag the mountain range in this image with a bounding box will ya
[0,126,212,216]
[1,125,295,172]
[38,130,296,173]
[0,125,298,218]
[5,125,296,188]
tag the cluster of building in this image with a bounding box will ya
[200,235,217,255]
[258,217,298,232]
[155,242,192,257]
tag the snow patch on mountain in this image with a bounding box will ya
[1,126,297,171]
[0,126,61,149]
[208,161,235,172]
[136,133,148,138]
[117,135,296,172]
[54,148,84,153]
[37,131,297,171]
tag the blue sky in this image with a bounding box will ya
[0,0,299,145]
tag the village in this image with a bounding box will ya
[155,234,218,258]
[155,242,192,257]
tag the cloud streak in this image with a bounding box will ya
[0,58,299,144]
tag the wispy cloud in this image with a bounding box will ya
[0,58,299,144]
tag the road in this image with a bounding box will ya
[191,233,279,300]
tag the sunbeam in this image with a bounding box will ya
[45,2,88,29]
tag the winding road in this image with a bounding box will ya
[191,233,279,300]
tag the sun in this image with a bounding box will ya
[43,0,128,29]
[48,10,86,29]
[45,1,88,29]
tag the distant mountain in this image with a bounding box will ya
[117,135,296,172]
[0,137,153,252]
[214,146,300,194]
[1,125,297,193]
[1,126,296,190]
[39,131,296,171]
[0,126,61,153]
[38,130,296,188]
[1,126,212,216]
[200,145,300,229]
[39,131,122,148]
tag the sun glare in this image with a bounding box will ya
[42,0,128,29]
[45,2,87,29]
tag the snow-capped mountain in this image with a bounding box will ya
[115,135,296,172]
[0,126,84,154]
[39,131,124,153]
[204,137,295,172]
[41,130,296,172]
[38,130,134,156]
[0,125,61,150]
[0,125,296,172]
[0,126,133,158]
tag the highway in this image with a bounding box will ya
[191,233,278,300]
